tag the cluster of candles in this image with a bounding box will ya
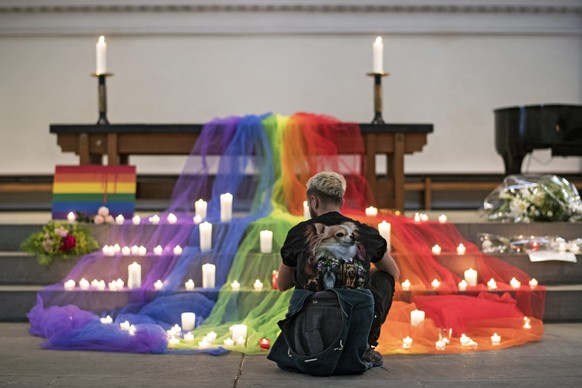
[412,213,448,223]
[400,270,539,292]
[431,243,466,255]
[402,331,505,351]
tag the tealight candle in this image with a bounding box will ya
[236,337,246,346]
[259,338,271,350]
[460,334,471,346]
[231,324,247,341]
[435,339,446,351]
[115,215,124,225]
[121,246,131,256]
[130,245,139,255]
[458,280,468,291]
[254,279,264,291]
[116,278,124,289]
[138,246,147,256]
[150,215,160,225]
[206,331,217,342]
[402,336,413,349]
[181,312,196,331]
[101,245,110,255]
[96,280,106,290]
[64,279,76,290]
[184,332,194,342]
[487,278,498,290]
[410,309,425,327]
[303,201,310,219]
[128,262,141,289]
[195,199,207,220]
[100,315,113,324]
[153,245,163,256]
[113,244,121,253]
[79,278,90,290]
[202,263,216,288]
[91,279,100,288]
[154,280,164,290]
[173,245,183,255]
[198,340,210,349]
[171,324,181,335]
[401,279,411,291]
[431,279,440,289]
[120,321,131,331]
[420,213,429,222]
[199,222,212,253]
[431,245,442,255]
[193,215,202,224]
[365,206,378,217]
[185,279,195,290]
[168,337,179,345]
[231,280,240,291]
[457,243,466,255]
[464,268,477,287]
[529,278,538,288]
[378,221,391,251]
[413,213,421,222]
[108,280,119,291]
[438,214,447,223]
[260,230,273,253]
[510,277,521,289]
[67,212,76,223]
[491,333,501,345]
[132,215,141,225]
[523,317,532,329]
[167,213,177,224]
[224,338,235,346]
[220,193,233,222]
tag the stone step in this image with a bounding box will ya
[0,252,80,285]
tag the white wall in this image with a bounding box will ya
[1,0,581,175]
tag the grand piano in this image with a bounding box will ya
[495,104,582,175]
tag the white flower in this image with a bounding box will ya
[510,199,528,216]
[546,210,553,217]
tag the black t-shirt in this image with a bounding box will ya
[280,211,387,292]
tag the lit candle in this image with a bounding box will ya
[100,315,113,324]
[460,334,471,346]
[198,340,210,349]
[410,309,425,327]
[97,280,106,290]
[96,36,107,74]
[130,245,139,255]
[173,245,183,255]
[79,278,90,290]
[487,278,497,290]
[171,324,181,336]
[108,280,118,291]
[116,278,124,289]
[420,213,429,222]
[115,215,124,225]
[195,199,207,220]
[206,331,217,342]
[523,317,532,329]
[431,244,442,255]
[272,270,278,290]
[193,215,202,224]
[260,230,273,253]
[401,279,411,291]
[138,246,147,256]
[457,243,466,255]
[435,339,446,351]
[303,201,310,219]
[231,324,247,341]
[402,336,413,349]
[220,193,233,222]
[413,213,421,222]
[510,277,521,289]
[236,337,246,346]
[149,215,160,225]
[438,214,448,223]
[372,36,383,73]
[458,280,467,291]
[254,279,264,291]
[378,221,391,251]
[185,279,195,290]
[101,245,109,255]
[119,321,131,331]
[127,262,141,289]
[224,338,235,346]
[431,279,440,289]
[67,212,76,223]
[529,278,538,288]
[199,222,212,253]
[202,263,216,288]
[153,245,163,256]
[491,333,501,345]
[181,312,196,332]
[154,280,164,290]
[121,246,131,256]
[64,279,76,290]
[259,338,271,350]
[231,280,240,291]
[365,206,378,217]
[113,244,121,253]
[464,268,477,287]
[167,213,177,224]
[132,215,141,225]
[184,332,194,342]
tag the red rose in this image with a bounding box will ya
[60,234,76,252]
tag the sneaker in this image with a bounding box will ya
[363,347,383,367]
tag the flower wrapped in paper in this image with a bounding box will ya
[481,175,582,222]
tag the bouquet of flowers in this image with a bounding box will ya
[20,221,99,266]
[481,175,582,223]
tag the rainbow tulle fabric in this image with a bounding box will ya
[28,113,544,355]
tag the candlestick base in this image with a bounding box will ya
[91,73,113,125]
[366,72,390,125]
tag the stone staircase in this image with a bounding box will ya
[0,218,580,322]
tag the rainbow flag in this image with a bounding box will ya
[52,165,136,219]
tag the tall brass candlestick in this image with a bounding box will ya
[92,73,113,125]
[366,71,389,125]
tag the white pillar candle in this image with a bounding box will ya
[195,199,207,220]
[378,221,391,252]
[173,245,183,255]
[153,245,163,256]
[199,222,212,253]
[132,215,141,225]
[487,278,498,290]
[224,338,235,346]
[154,280,164,290]
[303,201,310,219]
[435,339,446,351]
[401,279,411,291]
[181,312,196,332]
[185,279,195,290]
[220,193,233,222]
[402,336,413,349]
[431,244,442,255]
[457,243,466,255]
[259,230,273,253]
[115,215,124,225]
[458,280,468,291]
[464,268,477,287]
[121,246,131,256]
[96,36,107,74]
[130,245,139,255]
[438,214,448,223]
[167,213,177,224]
[79,278,90,290]
[127,262,141,289]
[510,277,521,289]
[231,280,241,291]
[149,215,160,225]
[193,215,202,224]
[202,263,216,288]
[138,246,147,256]
[67,212,76,223]
[491,333,501,345]
[231,324,247,341]
[410,309,425,327]
[365,206,378,217]
[64,279,76,290]
[372,36,383,73]
[184,332,194,342]
[431,279,440,289]
[254,279,264,291]
[529,278,538,288]
[100,315,113,324]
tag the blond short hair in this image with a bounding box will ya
[306,171,346,204]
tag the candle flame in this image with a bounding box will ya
[99,36,105,43]
[375,36,382,44]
